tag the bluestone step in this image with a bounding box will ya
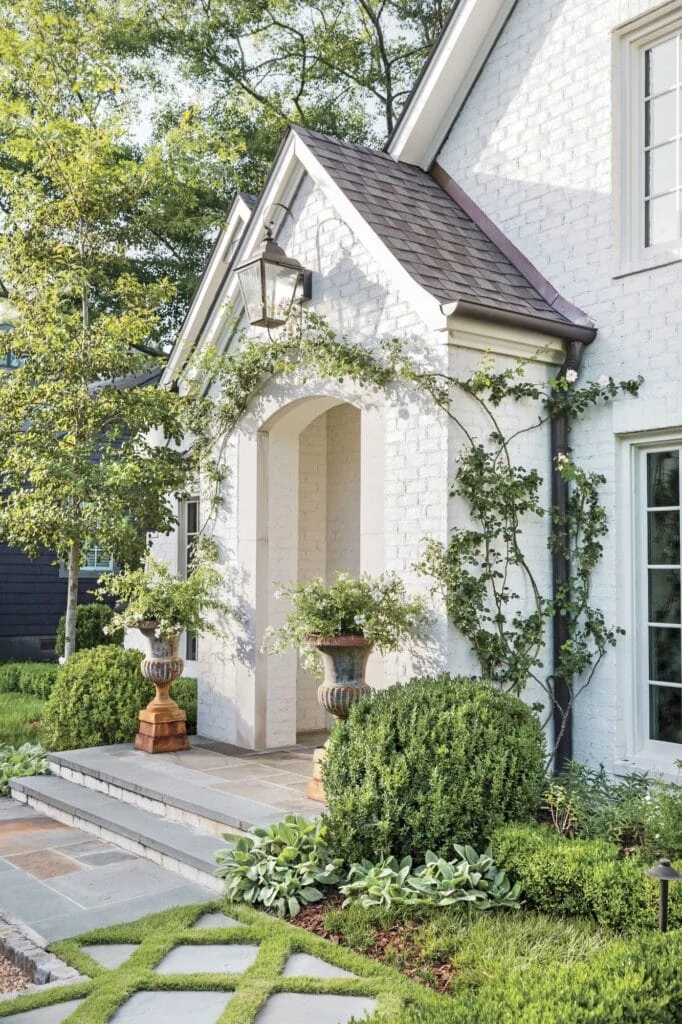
[48,746,291,837]
[10,775,230,892]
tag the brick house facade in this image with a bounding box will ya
[155,0,682,777]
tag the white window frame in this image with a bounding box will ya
[82,543,115,573]
[626,437,682,770]
[614,2,682,276]
[180,497,200,663]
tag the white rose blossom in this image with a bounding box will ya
[565,368,578,383]
[598,375,610,389]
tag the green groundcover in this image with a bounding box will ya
[0,901,446,1023]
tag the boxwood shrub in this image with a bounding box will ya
[0,662,59,699]
[55,602,123,657]
[322,674,546,863]
[492,822,682,932]
[44,646,197,750]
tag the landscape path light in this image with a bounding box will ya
[645,857,682,932]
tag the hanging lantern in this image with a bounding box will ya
[235,227,308,329]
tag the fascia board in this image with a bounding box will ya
[161,194,255,386]
[388,0,517,169]
[293,138,444,333]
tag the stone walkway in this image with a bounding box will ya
[0,799,214,943]
[2,908,380,1023]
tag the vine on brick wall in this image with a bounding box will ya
[184,312,641,757]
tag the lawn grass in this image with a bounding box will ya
[0,901,448,1023]
[0,692,47,746]
[321,902,611,993]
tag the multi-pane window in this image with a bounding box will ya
[82,544,114,572]
[184,499,199,661]
[646,449,682,744]
[644,32,682,247]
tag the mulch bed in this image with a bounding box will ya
[293,893,457,994]
[0,953,30,994]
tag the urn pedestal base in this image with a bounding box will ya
[306,743,328,803]
[135,624,191,754]
[135,703,190,754]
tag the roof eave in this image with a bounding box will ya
[387,0,519,168]
[442,299,597,345]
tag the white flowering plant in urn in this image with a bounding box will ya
[268,571,429,676]
[96,541,229,640]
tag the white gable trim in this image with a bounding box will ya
[388,0,517,169]
[166,130,447,386]
[162,193,254,386]
[292,136,444,333]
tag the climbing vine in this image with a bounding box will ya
[182,311,641,756]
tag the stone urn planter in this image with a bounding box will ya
[306,635,372,802]
[310,635,373,721]
[134,621,190,754]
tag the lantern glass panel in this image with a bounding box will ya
[264,262,300,326]
[237,262,265,325]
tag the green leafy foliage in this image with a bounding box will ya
[324,902,609,995]
[44,646,197,749]
[323,675,546,863]
[402,930,682,1024]
[96,542,230,639]
[493,822,682,932]
[0,0,221,661]
[542,760,682,861]
[0,661,58,699]
[119,0,447,143]
[55,604,123,658]
[0,743,49,795]
[340,845,521,911]
[267,570,428,675]
[215,815,344,917]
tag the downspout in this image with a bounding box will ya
[551,339,587,772]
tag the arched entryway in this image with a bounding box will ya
[254,396,384,749]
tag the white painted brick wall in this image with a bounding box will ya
[326,404,361,577]
[297,412,329,733]
[438,0,682,772]
[170,170,453,748]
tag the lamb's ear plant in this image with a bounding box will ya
[340,845,522,911]
[215,815,344,917]
[0,743,49,795]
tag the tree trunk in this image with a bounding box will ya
[63,540,81,661]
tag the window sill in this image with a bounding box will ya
[614,754,682,783]
[614,246,682,279]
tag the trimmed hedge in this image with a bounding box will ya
[55,603,123,657]
[0,662,59,699]
[492,822,682,932]
[403,929,682,1024]
[44,646,197,750]
[322,675,546,863]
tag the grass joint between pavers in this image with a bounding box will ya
[0,900,447,1023]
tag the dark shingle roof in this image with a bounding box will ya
[294,127,583,328]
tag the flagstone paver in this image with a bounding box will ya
[3,1000,84,1023]
[109,990,233,1022]
[282,952,358,979]
[154,942,260,974]
[80,943,139,969]
[254,992,377,1023]
[0,799,214,943]
[192,911,240,929]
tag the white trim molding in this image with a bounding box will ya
[613,1,682,275]
[388,0,518,169]
[617,427,682,775]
